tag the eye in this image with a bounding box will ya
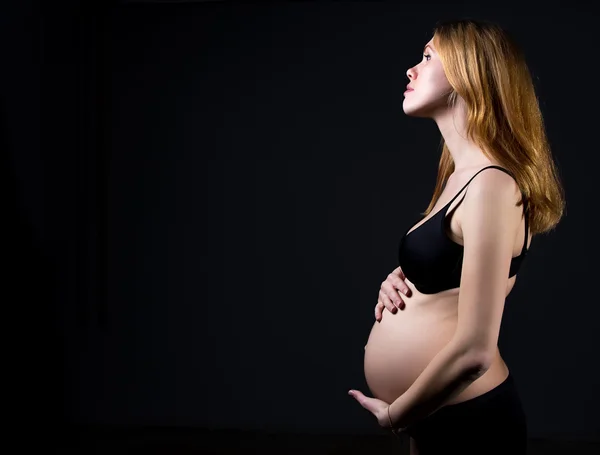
[423,53,431,61]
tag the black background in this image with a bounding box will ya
[7,0,597,447]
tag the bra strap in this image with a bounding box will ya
[446,165,505,207]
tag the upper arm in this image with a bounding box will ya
[453,170,523,366]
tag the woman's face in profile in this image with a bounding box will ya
[403,38,454,118]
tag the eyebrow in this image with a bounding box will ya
[423,44,434,53]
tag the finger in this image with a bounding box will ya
[348,390,378,415]
[375,300,384,321]
[382,280,405,310]
[348,389,366,405]
[393,265,406,280]
[389,273,412,298]
[379,289,399,314]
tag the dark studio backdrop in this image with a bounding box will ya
[9,0,599,449]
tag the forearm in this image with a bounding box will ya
[389,339,488,430]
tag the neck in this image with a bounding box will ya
[432,98,493,172]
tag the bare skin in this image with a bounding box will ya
[363,163,531,450]
[363,36,532,450]
[365,162,531,384]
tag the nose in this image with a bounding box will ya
[406,67,415,80]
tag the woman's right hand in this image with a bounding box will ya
[375,266,412,322]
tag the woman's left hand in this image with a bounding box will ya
[348,389,394,429]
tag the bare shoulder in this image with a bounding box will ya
[470,167,520,196]
[458,168,523,231]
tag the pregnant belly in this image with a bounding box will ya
[363,303,458,404]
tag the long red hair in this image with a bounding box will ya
[421,18,565,236]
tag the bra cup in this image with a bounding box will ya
[398,165,529,294]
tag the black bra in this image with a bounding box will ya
[397,165,529,294]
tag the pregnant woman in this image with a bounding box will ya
[348,18,565,454]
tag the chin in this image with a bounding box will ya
[402,104,431,118]
[403,96,443,118]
